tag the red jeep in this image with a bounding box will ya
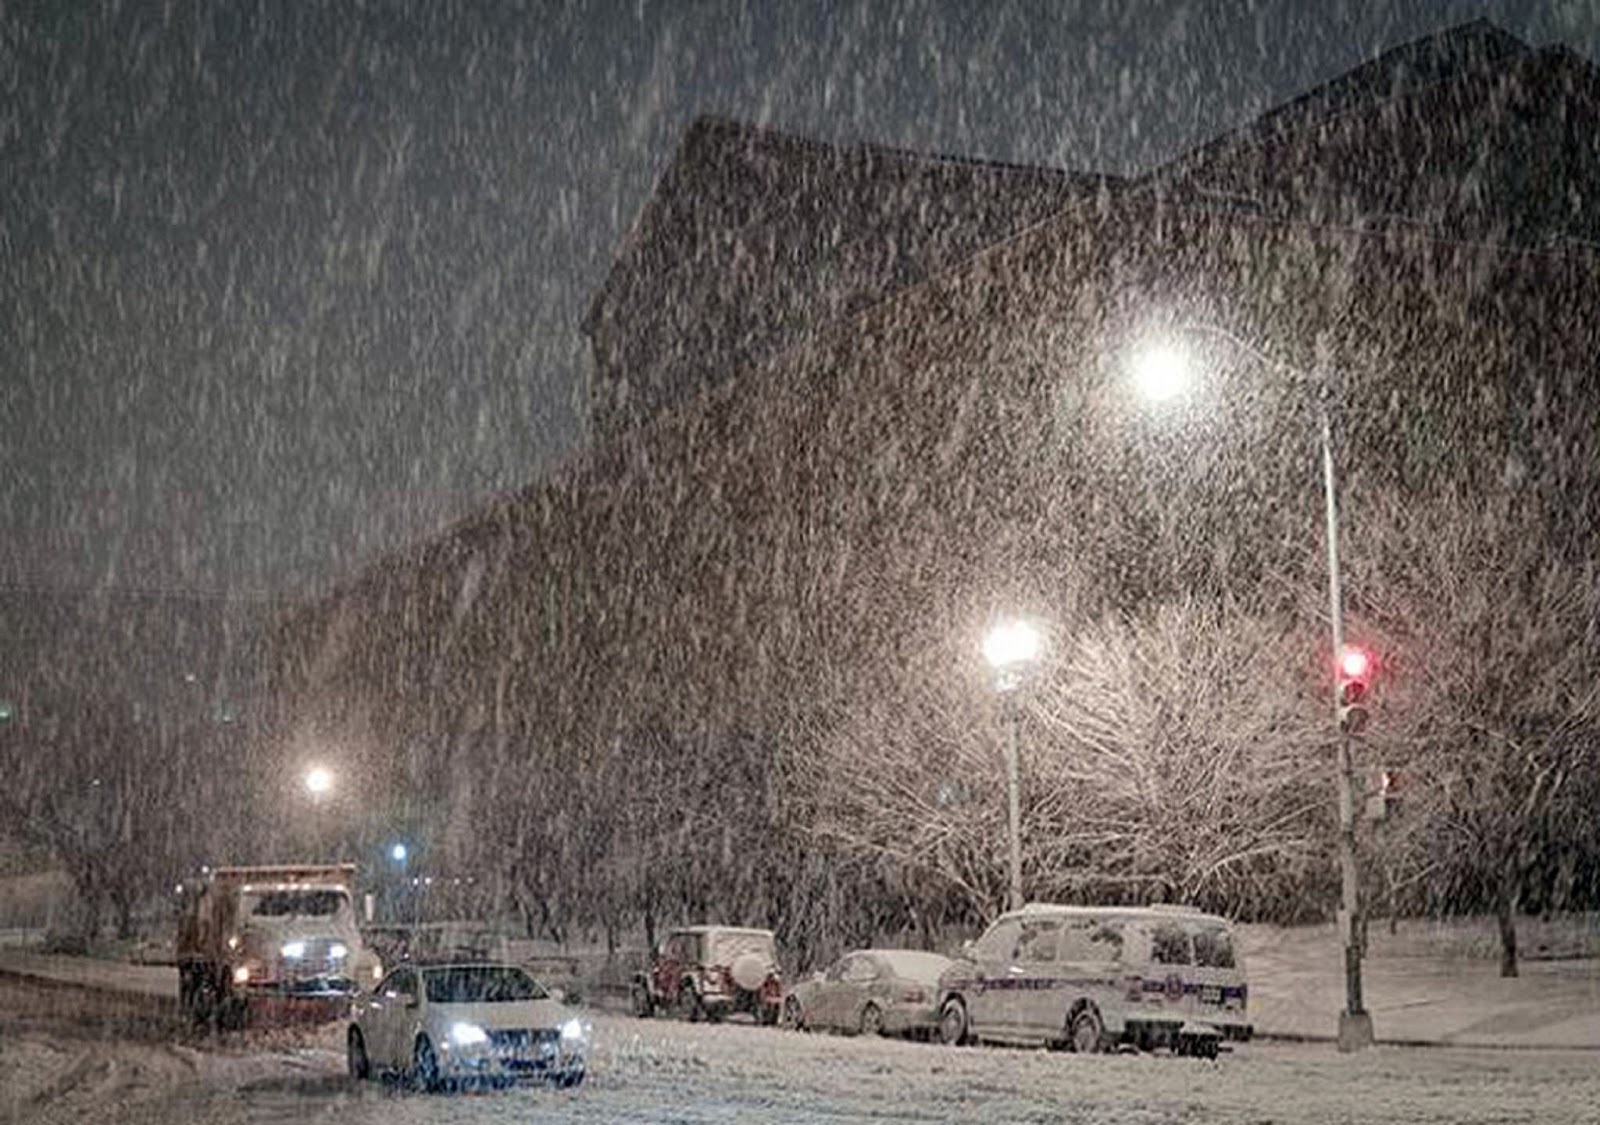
[632,925,782,1025]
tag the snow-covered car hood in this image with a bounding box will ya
[426,997,575,1032]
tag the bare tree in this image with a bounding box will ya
[1351,487,1600,976]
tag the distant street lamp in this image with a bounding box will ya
[983,619,1041,913]
[1130,321,1374,1052]
[390,843,408,863]
[304,765,334,798]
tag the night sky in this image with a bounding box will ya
[4,0,1596,598]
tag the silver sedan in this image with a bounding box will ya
[781,950,951,1038]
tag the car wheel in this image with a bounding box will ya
[347,1027,371,1081]
[631,981,654,1018]
[938,997,970,1046]
[672,982,702,1023]
[410,1034,440,1093]
[859,1003,885,1037]
[781,996,805,1031]
[1069,1006,1107,1054]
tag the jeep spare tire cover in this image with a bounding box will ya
[731,952,769,992]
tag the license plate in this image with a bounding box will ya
[1199,985,1223,1005]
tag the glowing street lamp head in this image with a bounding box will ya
[1131,342,1194,403]
[390,843,408,862]
[983,620,1041,673]
[304,766,333,797]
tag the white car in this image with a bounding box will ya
[347,962,587,1090]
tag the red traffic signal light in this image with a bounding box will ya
[1337,646,1373,735]
[1338,648,1371,681]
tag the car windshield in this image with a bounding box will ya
[423,966,547,1004]
[245,890,346,918]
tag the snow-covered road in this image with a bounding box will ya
[5,976,1599,1124]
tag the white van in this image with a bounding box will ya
[935,903,1251,1057]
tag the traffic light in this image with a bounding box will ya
[1337,646,1372,735]
[1365,768,1405,821]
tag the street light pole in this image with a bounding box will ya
[983,619,1040,915]
[1003,696,1024,913]
[1135,324,1373,1050]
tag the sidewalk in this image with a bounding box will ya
[1241,924,1600,1049]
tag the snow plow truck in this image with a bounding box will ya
[176,863,381,1028]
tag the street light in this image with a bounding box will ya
[983,618,1040,913]
[1130,321,1375,1052]
[304,765,334,798]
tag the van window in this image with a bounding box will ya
[1059,919,1125,962]
[1148,923,1192,965]
[1017,919,1060,963]
[975,919,1023,962]
[1192,925,1237,968]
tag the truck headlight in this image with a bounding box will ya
[281,941,306,960]
[560,1018,588,1043]
[450,1022,489,1047]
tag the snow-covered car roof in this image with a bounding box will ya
[1007,903,1236,927]
[866,950,952,983]
[671,925,774,937]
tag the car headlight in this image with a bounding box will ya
[560,1018,588,1043]
[232,964,251,984]
[371,962,383,981]
[329,943,348,960]
[281,941,306,960]
[450,1022,489,1047]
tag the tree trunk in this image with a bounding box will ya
[1497,860,1520,979]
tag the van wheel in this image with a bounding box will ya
[938,997,971,1046]
[1069,1007,1108,1054]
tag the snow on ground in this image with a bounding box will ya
[6,981,1600,1125]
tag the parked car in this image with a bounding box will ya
[632,925,782,1024]
[936,903,1252,1057]
[781,949,951,1037]
[347,962,587,1090]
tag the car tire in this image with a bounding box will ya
[347,1027,371,1081]
[859,1003,884,1037]
[410,1034,440,1093]
[672,982,702,1023]
[938,997,971,1046]
[781,996,805,1031]
[631,981,654,1018]
[1069,1006,1108,1054]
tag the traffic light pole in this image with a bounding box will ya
[1320,401,1374,1052]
